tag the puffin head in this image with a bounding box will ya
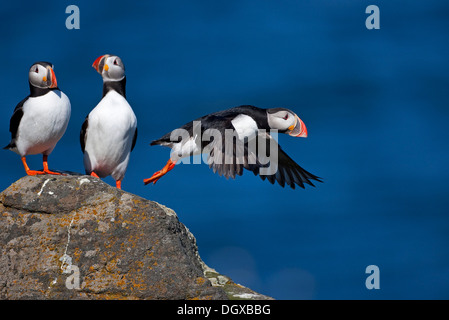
[266,108,307,137]
[28,62,58,89]
[92,54,125,81]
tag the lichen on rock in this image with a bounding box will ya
[0,175,271,300]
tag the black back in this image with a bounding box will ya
[151,105,268,146]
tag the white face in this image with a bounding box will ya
[101,55,125,81]
[267,109,297,131]
[266,108,307,137]
[28,63,54,88]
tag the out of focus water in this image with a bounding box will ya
[1,0,448,299]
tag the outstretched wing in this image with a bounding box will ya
[206,131,322,189]
[260,133,322,189]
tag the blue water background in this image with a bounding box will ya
[1,0,448,299]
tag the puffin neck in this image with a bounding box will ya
[29,82,55,97]
[103,77,126,98]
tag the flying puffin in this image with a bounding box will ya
[4,61,71,175]
[80,54,137,189]
[144,105,322,189]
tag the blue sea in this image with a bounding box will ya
[1,0,448,299]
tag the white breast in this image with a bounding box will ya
[16,90,71,156]
[83,91,137,180]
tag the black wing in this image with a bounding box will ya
[3,96,28,150]
[204,115,246,179]
[258,134,322,189]
[80,115,89,153]
[207,131,322,189]
[131,127,138,151]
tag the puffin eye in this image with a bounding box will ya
[114,59,118,65]
[35,67,39,73]
[283,114,289,120]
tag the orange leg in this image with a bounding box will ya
[21,155,63,176]
[116,180,122,189]
[143,159,176,185]
[42,155,62,175]
[90,172,100,178]
[21,156,45,175]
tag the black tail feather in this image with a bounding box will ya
[3,142,15,150]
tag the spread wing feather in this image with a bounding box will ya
[206,129,322,189]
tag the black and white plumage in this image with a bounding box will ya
[80,54,137,189]
[4,61,71,175]
[144,105,322,189]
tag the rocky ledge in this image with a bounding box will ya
[0,175,272,300]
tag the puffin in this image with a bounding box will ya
[4,61,71,175]
[80,54,137,189]
[144,105,322,189]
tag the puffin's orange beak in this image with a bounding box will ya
[288,115,307,138]
[92,55,106,73]
[48,67,57,88]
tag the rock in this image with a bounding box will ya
[0,175,272,300]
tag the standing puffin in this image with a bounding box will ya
[144,105,322,189]
[80,54,137,189]
[4,61,71,175]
